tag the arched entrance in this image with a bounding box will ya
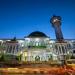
[35,56,40,61]
[48,54,53,61]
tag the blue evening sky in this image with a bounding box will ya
[0,0,75,39]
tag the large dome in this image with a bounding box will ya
[27,31,48,37]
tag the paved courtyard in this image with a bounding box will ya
[0,66,75,75]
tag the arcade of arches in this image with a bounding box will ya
[20,50,58,62]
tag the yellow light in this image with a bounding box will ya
[20,51,23,54]
[24,52,27,56]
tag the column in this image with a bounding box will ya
[11,45,13,54]
[6,45,9,53]
[28,51,30,61]
[57,46,59,55]
[14,45,16,54]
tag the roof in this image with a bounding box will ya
[27,31,48,38]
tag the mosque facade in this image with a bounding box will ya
[0,31,75,62]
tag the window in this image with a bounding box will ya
[9,46,12,53]
[62,46,65,53]
[73,43,75,48]
[55,45,58,53]
[13,46,15,53]
[55,45,58,50]
[59,46,61,53]
[73,50,75,53]
[67,44,71,49]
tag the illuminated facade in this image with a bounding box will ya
[18,31,58,61]
[0,31,75,62]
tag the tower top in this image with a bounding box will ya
[50,15,61,27]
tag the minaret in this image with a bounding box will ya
[50,15,68,65]
[50,15,64,42]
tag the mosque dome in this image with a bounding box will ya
[27,31,48,37]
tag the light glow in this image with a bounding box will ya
[35,38,39,42]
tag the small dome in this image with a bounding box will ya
[27,31,48,37]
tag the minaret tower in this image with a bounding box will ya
[50,15,68,65]
[50,15,64,42]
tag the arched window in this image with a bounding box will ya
[62,46,65,53]
[55,45,58,53]
[65,46,67,53]
[13,46,15,53]
[7,46,9,52]
[36,42,39,46]
[9,46,12,53]
[59,46,61,53]
[55,45,58,50]
[67,44,71,49]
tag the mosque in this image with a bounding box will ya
[0,15,75,63]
